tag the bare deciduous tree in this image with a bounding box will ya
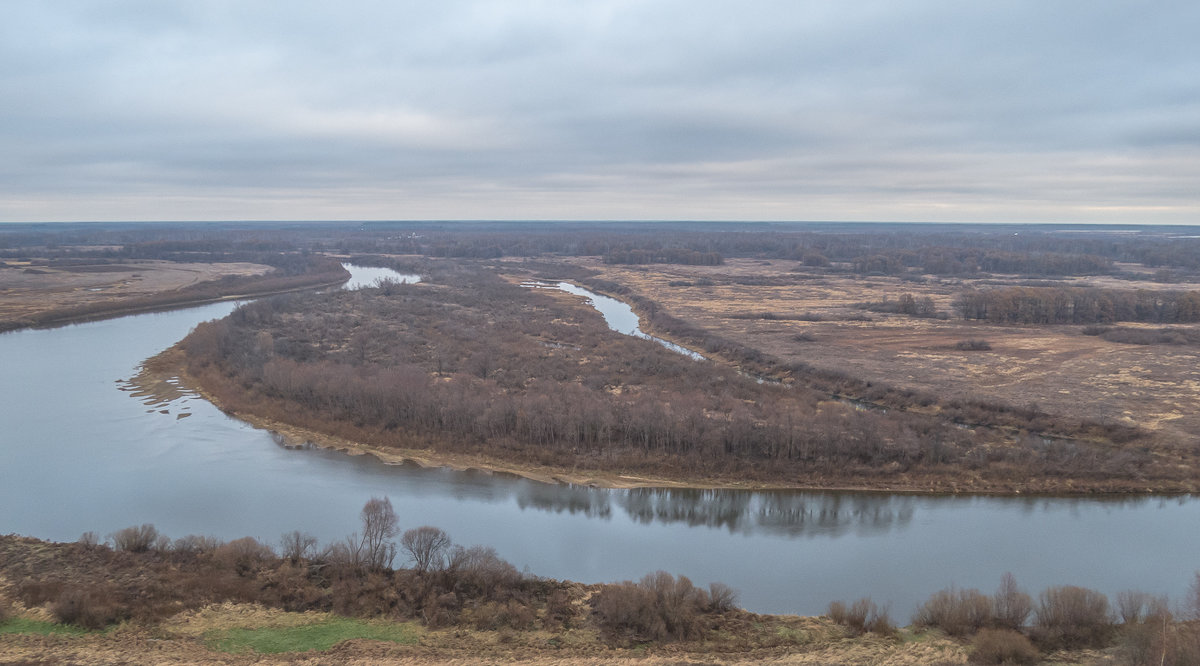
[359,496,399,570]
[401,525,451,573]
[280,530,319,564]
[993,572,1033,630]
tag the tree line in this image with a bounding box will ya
[955,286,1200,324]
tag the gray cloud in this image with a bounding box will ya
[1,0,1197,222]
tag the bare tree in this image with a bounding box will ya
[993,572,1033,630]
[358,496,399,570]
[400,525,451,573]
[280,530,319,564]
[1187,571,1200,621]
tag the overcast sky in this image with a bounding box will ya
[2,1,1197,223]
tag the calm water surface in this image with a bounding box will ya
[1,265,1197,615]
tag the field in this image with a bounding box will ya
[0,259,271,325]
[570,257,1200,448]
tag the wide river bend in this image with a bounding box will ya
[1,264,1197,616]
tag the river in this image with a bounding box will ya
[1,264,1197,616]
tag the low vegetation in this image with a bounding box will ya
[204,617,420,654]
[5,512,1200,664]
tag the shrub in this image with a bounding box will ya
[829,597,892,636]
[970,628,1040,665]
[1117,589,1156,625]
[592,583,664,642]
[446,545,521,601]
[792,331,816,342]
[1187,571,1200,621]
[52,585,128,630]
[280,531,319,564]
[993,573,1033,630]
[1032,585,1112,648]
[213,537,275,575]
[77,532,100,549]
[956,339,992,351]
[543,588,577,630]
[173,534,223,555]
[591,572,710,642]
[109,524,159,553]
[827,600,848,625]
[708,582,738,613]
[913,585,993,636]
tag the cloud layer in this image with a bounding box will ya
[2,1,1197,222]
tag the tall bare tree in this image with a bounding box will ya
[359,496,399,571]
[401,525,451,573]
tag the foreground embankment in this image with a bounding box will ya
[3,528,1198,665]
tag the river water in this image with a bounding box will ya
[1,265,1197,616]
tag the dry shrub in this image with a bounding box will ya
[993,573,1033,631]
[543,588,577,630]
[77,531,101,549]
[172,534,223,555]
[593,583,664,642]
[213,536,275,575]
[1117,589,1156,625]
[280,530,318,564]
[1187,571,1200,621]
[592,572,711,642]
[828,600,848,625]
[913,585,993,636]
[259,563,328,612]
[53,585,128,629]
[1032,585,1112,649]
[956,339,992,351]
[708,582,738,613]
[1118,601,1200,666]
[15,580,65,607]
[969,628,1040,665]
[829,597,893,636]
[469,599,536,631]
[332,572,403,619]
[422,591,460,629]
[447,545,522,601]
[109,524,159,553]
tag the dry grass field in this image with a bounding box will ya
[570,257,1200,447]
[0,259,271,325]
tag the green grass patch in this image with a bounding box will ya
[205,617,420,654]
[775,625,811,644]
[0,617,92,636]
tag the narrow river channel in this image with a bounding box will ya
[1,264,1197,616]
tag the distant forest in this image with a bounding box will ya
[5,221,1200,276]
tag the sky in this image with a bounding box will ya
[1,1,1197,224]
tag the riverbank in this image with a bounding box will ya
[1,533,1150,665]
[0,259,350,333]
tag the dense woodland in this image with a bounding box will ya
[177,259,1189,491]
[955,286,1200,324]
